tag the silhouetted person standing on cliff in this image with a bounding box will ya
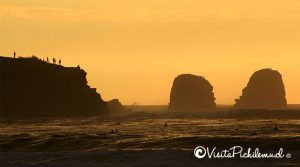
[53,58,56,64]
[13,52,16,58]
[59,59,61,65]
[47,57,49,63]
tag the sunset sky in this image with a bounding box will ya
[1,0,300,105]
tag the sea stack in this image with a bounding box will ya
[0,56,108,118]
[169,74,216,111]
[107,99,125,112]
[234,68,287,109]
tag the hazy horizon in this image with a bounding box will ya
[1,0,300,105]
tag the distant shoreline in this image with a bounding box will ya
[124,104,300,111]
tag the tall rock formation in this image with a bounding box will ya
[169,74,216,111]
[0,56,108,118]
[234,68,287,109]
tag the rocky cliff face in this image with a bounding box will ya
[0,56,108,118]
[169,74,216,111]
[234,68,287,109]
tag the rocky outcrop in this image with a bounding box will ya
[234,68,287,109]
[0,56,108,118]
[107,99,125,112]
[168,74,216,111]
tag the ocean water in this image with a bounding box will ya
[1,111,300,166]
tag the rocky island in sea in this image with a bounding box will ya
[168,74,216,111]
[234,68,287,110]
[0,56,108,118]
[107,99,125,112]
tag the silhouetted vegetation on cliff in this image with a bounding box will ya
[0,56,108,118]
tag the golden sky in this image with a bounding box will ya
[1,0,300,105]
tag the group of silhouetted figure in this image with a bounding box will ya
[44,56,62,65]
[49,57,61,65]
[13,52,62,65]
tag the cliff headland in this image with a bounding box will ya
[0,56,108,118]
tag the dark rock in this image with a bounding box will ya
[0,56,108,118]
[107,99,125,112]
[168,74,216,111]
[234,68,287,109]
